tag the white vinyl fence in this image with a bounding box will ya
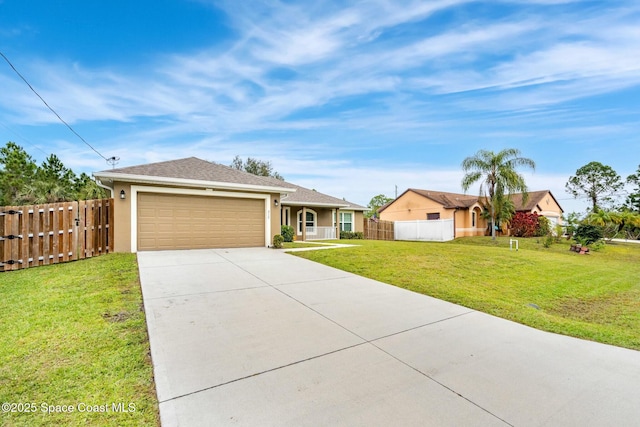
[394,219,454,242]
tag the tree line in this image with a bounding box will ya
[0,142,106,206]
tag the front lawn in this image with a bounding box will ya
[293,238,640,350]
[0,255,159,427]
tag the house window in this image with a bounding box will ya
[427,213,440,220]
[333,211,354,232]
[341,212,353,231]
[472,212,476,227]
[282,207,290,226]
[297,209,316,234]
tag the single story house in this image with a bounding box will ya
[93,157,365,252]
[378,188,563,238]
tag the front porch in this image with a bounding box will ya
[282,205,363,242]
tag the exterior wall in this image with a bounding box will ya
[111,181,279,252]
[353,211,364,233]
[530,192,564,225]
[113,182,132,252]
[379,191,453,221]
[268,192,281,245]
[455,204,488,237]
[317,209,333,227]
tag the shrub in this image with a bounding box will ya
[272,234,284,249]
[281,225,294,242]
[574,224,603,246]
[340,231,364,239]
[510,212,540,237]
[536,216,551,237]
[542,234,554,248]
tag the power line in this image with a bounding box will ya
[0,50,116,164]
[0,120,49,156]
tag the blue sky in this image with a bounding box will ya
[1,0,639,213]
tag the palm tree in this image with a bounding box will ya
[480,194,515,235]
[461,148,536,240]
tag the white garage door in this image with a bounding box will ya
[137,193,265,251]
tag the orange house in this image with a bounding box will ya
[378,189,563,238]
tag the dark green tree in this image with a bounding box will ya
[31,154,77,203]
[461,148,535,240]
[366,194,394,218]
[565,161,623,212]
[625,165,640,213]
[74,173,107,200]
[0,142,38,205]
[230,155,283,180]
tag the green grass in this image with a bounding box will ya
[282,241,342,249]
[0,255,159,427]
[293,237,640,350]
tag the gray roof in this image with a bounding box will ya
[96,157,296,190]
[93,157,295,192]
[95,157,366,209]
[240,174,367,210]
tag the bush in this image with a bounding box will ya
[510,212,540,237]
[340,231,364,240]
[281,225,294,242]
[574,224,603,246]
[272,234,284,249]
[536,216,551,237]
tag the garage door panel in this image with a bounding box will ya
[137,193,266,251]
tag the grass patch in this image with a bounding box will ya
[0,255,158,427]
[292,237,640,350]
[282,241,331,249]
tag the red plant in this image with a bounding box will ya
[510,212,540,237]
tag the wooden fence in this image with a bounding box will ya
[363,218,395,241]
[0,199,114,272]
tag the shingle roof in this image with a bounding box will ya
[409,189,480,209]
[510,190,563,212]
[95,157,366,209]
[96,157,296,190]
[258,176,367,210]
[379,188,562,213]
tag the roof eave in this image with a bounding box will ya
[93,172,296,194]
[282,201,352,209]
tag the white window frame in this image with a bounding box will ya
[297,209,317,235]
[333,210,356,232]
[283,207,291,226]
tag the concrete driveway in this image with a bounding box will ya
[137,248,640,427]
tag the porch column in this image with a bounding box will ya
[302,207,307,241]
[335,208,340,240]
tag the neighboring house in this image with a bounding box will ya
[93,157,365,252]
[378,188,563,238]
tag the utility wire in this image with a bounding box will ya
[0,50,114,163]
[0,120,49,156]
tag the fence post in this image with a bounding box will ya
[20,206,29,269]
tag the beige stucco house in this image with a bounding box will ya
[93,157,365,252]
[378,188,563,238]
